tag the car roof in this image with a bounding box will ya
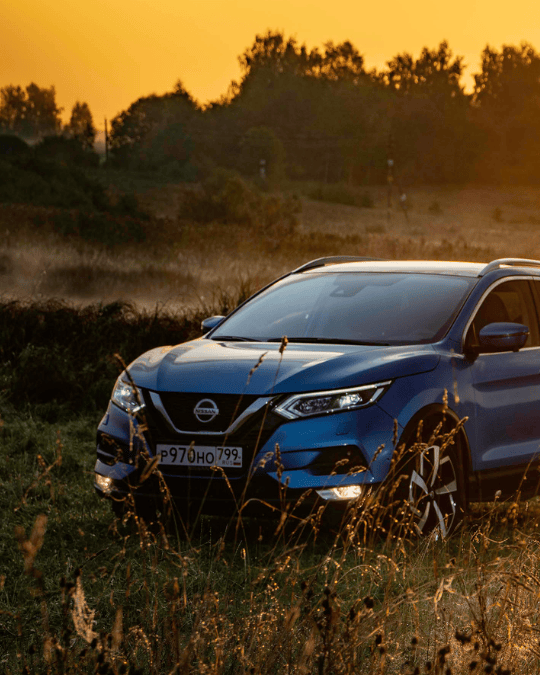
[297,258,540,278]
[302,260,485,277]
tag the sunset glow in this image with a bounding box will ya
[3,0,540,130]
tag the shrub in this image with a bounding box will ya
[0,133,30,157]
[34,135,100,167]
[180,168,299,236]
[0,300,208,414]
[0,154,104,209]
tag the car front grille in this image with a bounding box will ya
[141,391,281,478]
[157,392,260,433]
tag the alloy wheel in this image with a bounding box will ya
[408,444,459,538]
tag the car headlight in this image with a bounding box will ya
[274,381,391,420]
[111,375,145,414]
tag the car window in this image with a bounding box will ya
[468,279,540,350]
[211,272,474,345]
[530,280,540,330]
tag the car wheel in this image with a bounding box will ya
[397,415,466,538]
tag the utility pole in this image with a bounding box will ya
[104,118,109,164]
[387,134,394,223]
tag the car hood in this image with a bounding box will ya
[127,338,440,395]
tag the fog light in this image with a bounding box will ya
[95,473,114,494]
[316,485,363,501]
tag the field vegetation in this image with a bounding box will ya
[3,166,540,673]
[3,170,540,310]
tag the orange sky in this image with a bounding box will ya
[3,0,540,132]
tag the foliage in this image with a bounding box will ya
[67,101,97,151]
[0,82,62,138]
[0,133,30,157]
[180,168,299,235]
[8,33,540,185]
[236,30,368,83]
[0,154,106,208]
[109,80,198,170]
[380,41,465,99]
[472,42,540,183]
[93,32,540,185]
[34,135,100,167]
[0,143,150,245]
[0,300,206,416]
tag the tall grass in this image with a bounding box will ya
[1,298,540,673]
[2,402,540,674]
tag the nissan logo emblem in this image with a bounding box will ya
[193,398,219,423]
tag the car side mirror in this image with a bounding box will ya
[201,315,225,334]
[478,322,529,352]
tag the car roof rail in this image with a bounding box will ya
[293,256,386,274]
[478,258,540,277]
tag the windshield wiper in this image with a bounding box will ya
[210,335,261,342]
[266,337,390,346]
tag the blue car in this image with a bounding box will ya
[94,256,540,536]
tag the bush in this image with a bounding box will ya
[0,153,105,209]
[0,300,208,414]
[0,147,148,226]
[0,133,30,157]
[34,135,100,167]
[181,168,299,236]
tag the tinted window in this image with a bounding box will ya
[469,279,540,350]
[211,273,474,345]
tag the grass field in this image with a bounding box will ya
[3,179,540,673]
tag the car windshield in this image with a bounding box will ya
[210,272,475,345]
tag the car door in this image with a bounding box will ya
[465,278,540,486]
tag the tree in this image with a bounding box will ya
[67,101,96,150]
[236,31,368,85]
[225,31,386,182]
[471,43,540,182]
[473,42,540,112]
[0,83,62,138]
[237,31,306,79]
[109,80,198,168]
[381,41,465,100]
[378,42,472,183]
[317,41,366,83]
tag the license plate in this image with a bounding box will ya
[156,444,243,468]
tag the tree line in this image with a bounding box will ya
[0,83,96,148]
[3,33,540,185]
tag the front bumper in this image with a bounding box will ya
[94,396,398,512]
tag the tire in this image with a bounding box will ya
[397,414,466,538]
